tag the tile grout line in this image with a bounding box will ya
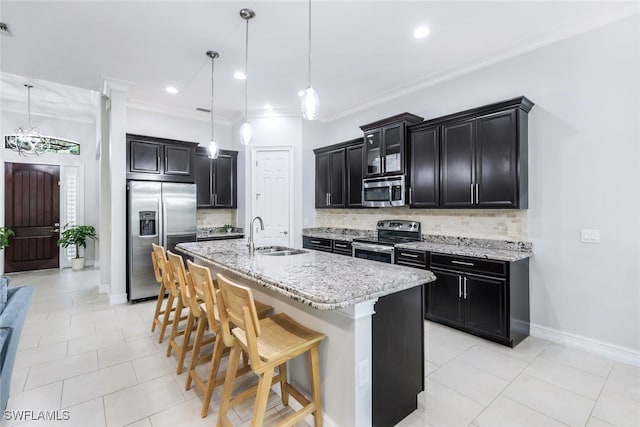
[583,358,616,425]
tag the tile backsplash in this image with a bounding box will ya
[315,208,527,240]
[197,209,237,228]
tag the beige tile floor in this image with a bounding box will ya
[4,268,640,427]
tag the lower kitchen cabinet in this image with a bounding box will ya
[427,253,529,347]
[302,236,333,253]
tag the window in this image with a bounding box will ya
[4,135,81,155]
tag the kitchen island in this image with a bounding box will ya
[176,239,436,427]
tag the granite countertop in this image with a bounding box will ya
[197,227,244,241]
[302,228,532,262]
[176,239,435,310]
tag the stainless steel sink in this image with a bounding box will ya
[255,246,308,256]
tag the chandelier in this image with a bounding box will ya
[6,84,51,156]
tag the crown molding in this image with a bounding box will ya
[101,76,134,93]
[324,7,640,123]
[0,106,96,124]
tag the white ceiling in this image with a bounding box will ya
[0,1,638,123]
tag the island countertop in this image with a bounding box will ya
[176,240,436,310]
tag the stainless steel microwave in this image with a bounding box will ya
[362,175,405,207]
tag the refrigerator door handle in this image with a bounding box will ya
[160,192,166,248]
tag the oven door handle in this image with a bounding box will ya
[352,243,395,254]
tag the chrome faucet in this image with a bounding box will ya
[248,216,264,254]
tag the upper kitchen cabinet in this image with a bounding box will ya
[314,137,363,209]
[408,124,440,208]
[437,97,534,209]
[360,113,423,178]
[194,148,238,208]
[126,134,197,183]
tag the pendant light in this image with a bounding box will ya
[8,84,51,156]
[301,0,319,120]
[206,50,220,159]
[239,8,255,146]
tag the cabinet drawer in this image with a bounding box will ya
[332,240,352,256]
[303,236,332,252]
[431,253,506,277]
[396,249,428,269]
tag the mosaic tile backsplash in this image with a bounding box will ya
[314,208,527,241]
[197,209,237,228]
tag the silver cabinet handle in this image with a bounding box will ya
[400,252,419,258]
[329,193,332,205]
[451,260,474,266]
[157,156,161,169]
[214,193,218,205]
[335,243,348,248]
[310,240,322,244]
[458,276,462,298]
[165,156,169,170]
[409,187,413,204]
[470,183,474,203]
[325,193,329,206]
[475,183,479,204]
[382,156,385,174]
[211,192,215,205]
[464,277,468,299]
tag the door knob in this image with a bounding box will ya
[281,231,288,235]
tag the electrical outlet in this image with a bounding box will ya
[358,359,369,387]
[581,229,600,243]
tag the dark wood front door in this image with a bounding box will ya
[4,163,60,272]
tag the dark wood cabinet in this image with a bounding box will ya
[332,240,352,256]
[427,252,529,347]
[315,148,345,208]
[194,148,237,208]
[314,137,364,209]
[408,125,440,208]
[440,118,476,208]
[360,113,423,178]
[346,143,364,208]
[302,236,333,253]
[127,134,197,183]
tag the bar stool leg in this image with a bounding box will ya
[217,344,242,427]
[308,346,323,427]
[158,293,175,343]
[185,311,204,388]
[200,335,225,417]
[151,284,165,332]
[176,312,198,374]
[278,363,289,406]
[166,298,184,356]
[251,367,275,427]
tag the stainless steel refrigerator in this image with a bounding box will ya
[126,181,197,302]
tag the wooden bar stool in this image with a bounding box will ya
[150,244,183,343]
[186,261,273,418]
[165,250,205,374]
[216,273,326,427]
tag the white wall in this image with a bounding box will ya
[126,107,233,150]
[0,111,99,271]
[311,15,640,353]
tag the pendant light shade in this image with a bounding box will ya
[239,9,255,146]
[301,0,319,120]
[206,50,220,159]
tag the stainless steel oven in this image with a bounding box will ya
[352,242,395,264]
[362,175,405,207]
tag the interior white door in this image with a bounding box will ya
[253,149,291,247]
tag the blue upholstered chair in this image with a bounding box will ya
[0,277,34,411]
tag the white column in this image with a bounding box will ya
[103,77,133,305]
[98,93,111,294]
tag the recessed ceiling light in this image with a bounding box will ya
[165,86,179,94]
[264,104,274,111]
[413,26,431,39]
[297,90,305,97]
[233,71,247,80]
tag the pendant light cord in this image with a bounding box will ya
[26,84,33,128]
[210,56,215,141]
[307,0,312,86]
[244,18,249,121]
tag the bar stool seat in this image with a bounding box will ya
[216,273,326,427]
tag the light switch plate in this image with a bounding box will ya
[581,229,600,243]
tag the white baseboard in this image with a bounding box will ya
[109,293,128,305]
[99,284,110,294]
[530,323,640,367]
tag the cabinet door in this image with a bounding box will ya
[164,145,192,176]
[409,126,439,207]
[464,274,507,339]
[476,109,518,207]
[363,129,382,177]
[130,140,161,174]
[428,268,464,326]
[440,119,476,208]
[328,149,346,207]
[382,123,404,175]
[213,153,237,208]
[315,152,330,208]
[346,144,364,207]
[194,152,213,207]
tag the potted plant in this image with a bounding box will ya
[222,224,233,233]
[0,227,14,251]
[57,224,97,270]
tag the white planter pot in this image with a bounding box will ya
[72,258,85,270]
